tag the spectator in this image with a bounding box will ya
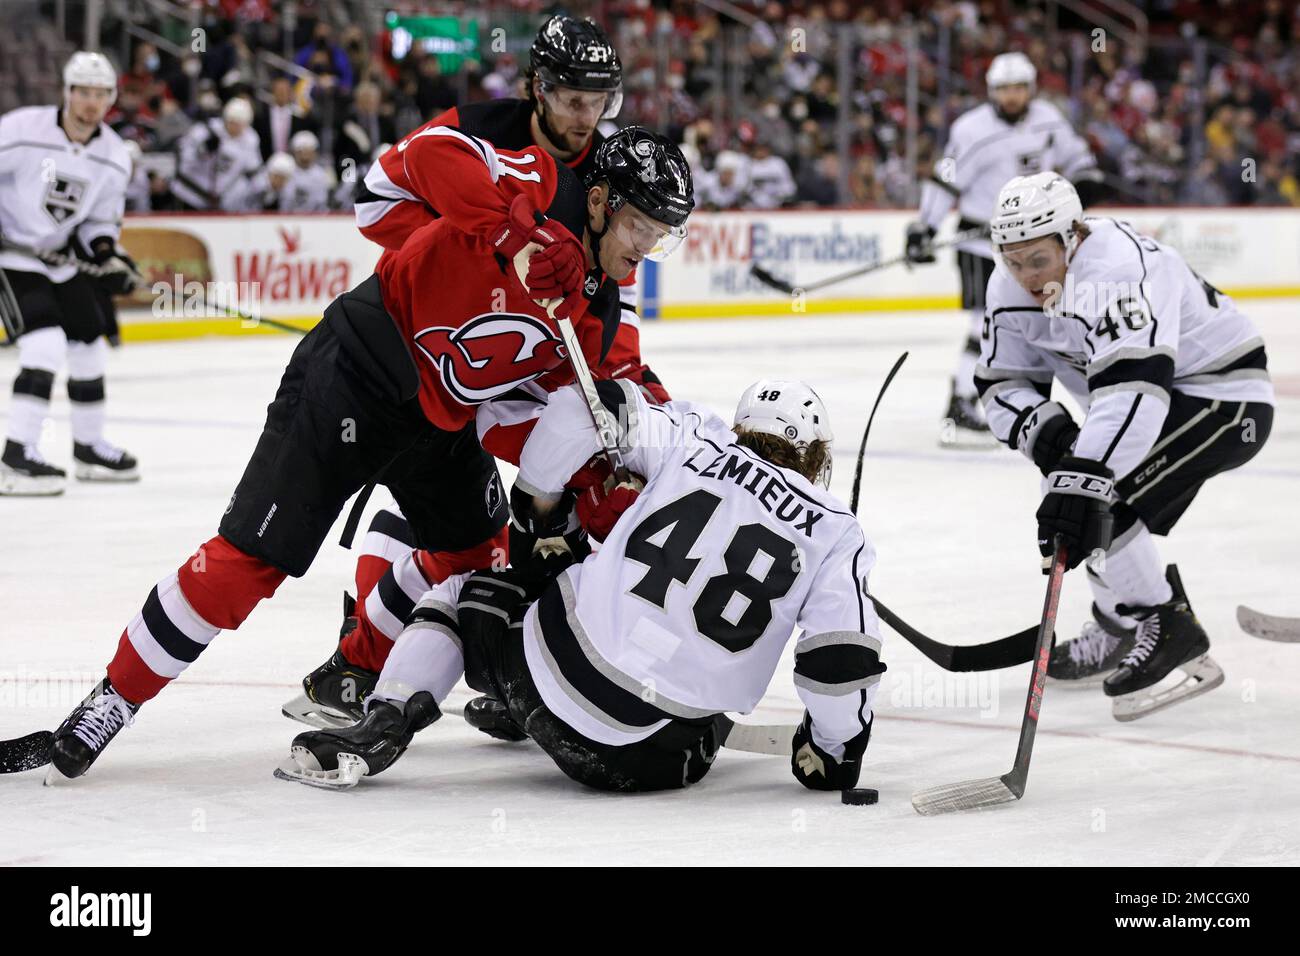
[254,74,320,160]
[295,21,354,94]
[796,150,842,206]
[334,81,395,184]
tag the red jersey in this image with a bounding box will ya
[357,100,655,391]
[373,126,614,433]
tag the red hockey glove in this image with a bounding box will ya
[576,474,645,542]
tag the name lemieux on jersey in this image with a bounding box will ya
[512,381,885,755]
[0,106,130,281]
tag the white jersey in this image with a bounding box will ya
[976,217,1273,480]
[279,164,333,212]
[170,117,262,211]
[0,106,130,281]
[513,382,884,752]
[919,99,1096,258]
[745,154,796,209]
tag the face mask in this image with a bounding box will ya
[145,54,160,72]
[183,59,201,77]
[763,103,780,119]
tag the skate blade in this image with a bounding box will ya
[0,471,66,496]
[74,462,141,482]
[1111,654,1225,722]
[281,692,357,730]
[43,764,76,786]
[273,748,365,790]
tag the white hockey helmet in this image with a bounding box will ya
[63,51,117,106]
[290,129,319,154]
[266,152,296,178]
[990,172,1084,261]
[986,52,1036,92]
[734,380,834,488]
[222,96,254,127]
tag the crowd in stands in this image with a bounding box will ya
[76,0,1300,212]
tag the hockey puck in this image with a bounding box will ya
[841,787,879,806]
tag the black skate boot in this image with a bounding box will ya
[73,439,140,482]
[275,692,441,789]
[1103,566,1224,721]
[938,379,995,448]
[463,694,529,742]
[281,593,378,728]
[1047,603,1136,685]
[0,439,66,496]
[47,677,139,781]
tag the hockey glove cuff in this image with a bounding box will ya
[1036,456,1115,571]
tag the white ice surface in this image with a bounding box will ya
[2,303,1298,865]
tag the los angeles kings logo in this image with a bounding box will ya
[413,312,566,405]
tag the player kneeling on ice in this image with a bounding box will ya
[280,380,887,792]
[977,172,1274,720]
[34,126,695,782]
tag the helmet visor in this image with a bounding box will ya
[607,202,687,262]
[539,81,623,121]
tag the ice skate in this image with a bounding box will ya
[1104,568,1224,721]
[939,380,997,449]
[274,692,441,790]
[0,439,66,495]
[46,677,139,782]
[282,593,377,729]
[462,694,529,742]
[1047,603,1135,686]
[73,439,140,482]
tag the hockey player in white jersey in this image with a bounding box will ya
[908,52,1102,448]
[170,97,262,212]
[280,380,886,793]
[281,130,334,212]
[977,171,1273,720]
[0,51,143,495]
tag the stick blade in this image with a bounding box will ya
[911,772,1022,816]
[748,263,795,295]
[0,731,53,774]
[1236,606,1300,642]
[720,720,795,756]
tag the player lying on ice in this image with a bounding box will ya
[42,124,696,781]
[285,16,674,744]
[977,172,1274,720]
[277,379,887,793]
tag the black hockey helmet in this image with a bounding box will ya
[529,15,622,116]
[587,127,695,234]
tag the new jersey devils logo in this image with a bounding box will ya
[413,312,565,405]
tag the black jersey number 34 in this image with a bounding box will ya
[624,488,800,653]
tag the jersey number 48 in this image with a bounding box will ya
[624,488,800,653]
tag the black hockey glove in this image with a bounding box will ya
[1011,401,1080,475]
[790,711,872,791]
[508,484,590,587]
[1036,456,1115,571]
[905,222,937,264]
[204,129,221,153]
[89,237,142,296]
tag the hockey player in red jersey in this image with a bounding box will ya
[288,16,672,740]
[43,125,695,780]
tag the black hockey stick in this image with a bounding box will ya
[911,537,1066,815]
[0,731,53,774]
[845,354,1038,671]
[750,227,987,296]
[0,238,310,337]
[0,267,22,344]
[849,351,908,514]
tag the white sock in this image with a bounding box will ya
[7,327,65,447]
[1092,522,1172,625]
[67,338,108,445]
[953,309,983,399]
[373,620,465,707]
